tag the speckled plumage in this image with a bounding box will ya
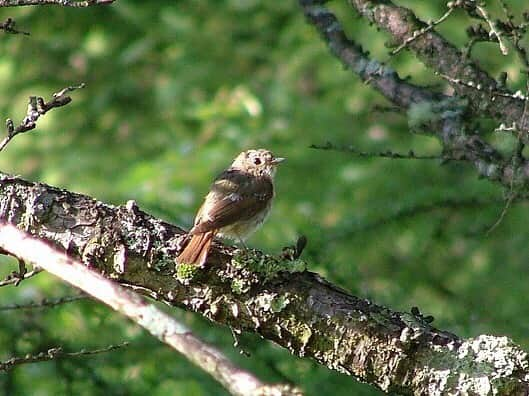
[177,149,284,266]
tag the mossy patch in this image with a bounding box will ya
[175,262,199,284]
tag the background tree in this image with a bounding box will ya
[1,0,529,395]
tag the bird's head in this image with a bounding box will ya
[231,149,285,178]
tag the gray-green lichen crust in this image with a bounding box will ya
[407,97,467,131]
[232,249,306,278]
[411,335,529,395]
[223,249,306,295]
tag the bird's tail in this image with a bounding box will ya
[177,231,215,266]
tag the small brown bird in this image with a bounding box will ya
[177,149,285,266]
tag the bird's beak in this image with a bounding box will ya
[271,157,285,165]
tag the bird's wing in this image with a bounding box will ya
[190,169,273,234]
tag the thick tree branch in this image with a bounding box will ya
[300,1,529,195]
[0,174,528,394]
[0,224,299,396]
[300,0,438,109]
[345,0,529,131]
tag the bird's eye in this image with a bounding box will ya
[253,157,262,165]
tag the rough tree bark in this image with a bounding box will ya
[1,173,528,395]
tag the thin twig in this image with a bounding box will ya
[466,1,529,68]
[0,294,87,311]
[0,17,29,35]
[519,79,529,137]
[485,154,518,236]
[0,267,42,287]
[392,5,456,55]
[475,4,509,55]
[310,143,461,161]
[0,0,114,6]
[0,83,85,152]
[437,72,528,101]
[0,342,129,372]
[487,115,527,235]
[486,194,513,235]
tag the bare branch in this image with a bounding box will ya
[0,83,85,152]
[436,72,528,101]
[0,17,29,35]
[0,266,42,287]
[0,294,86,311]
[486,194,513,235]
[0,0,114,6]
[310,142,462,161]
[0,342,129,372]
[474,3,509,55]
[391,4,456,55]
[0,224,301,396]
[300,1,438,110]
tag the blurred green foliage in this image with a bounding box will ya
[1,0,529,395]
